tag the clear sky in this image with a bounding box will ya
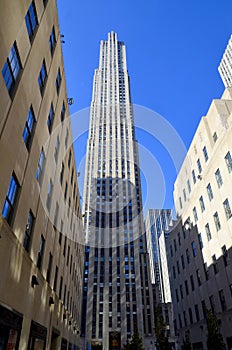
[57,0,232,214]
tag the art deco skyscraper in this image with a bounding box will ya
[81,32,154,350]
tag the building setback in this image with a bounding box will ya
[0,1,84,349]
[168,87,232,349]
[81,32,154,350]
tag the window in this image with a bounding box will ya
[2,173,19,225]
[223,198,232,219]
[198,196,205,212]
[192,170,196,184]
[185,280,189,295]
[2,42,22,97]
[195,304,200,322]
[190,275,195,291]
[222,245,229,267]
[196,269,201,286]
[215,168,223,188]
[187,179,191,193]
[203,146,208,162]
[186,249,190,264]
[213,132,218,143]
[54,136,60,162]
[53,266,58,292]
[36,148,45,184]
[49,26,56,55]
[46,252,53,283]
[47,103,54,134]
[60,162,64,185]
[181,255,185,269]
[183,189,186,202]
[23,210,35,252]
[209,295,215,314]
[179,197,182,209]
[193,207,198,222]
[25,1,38,41]
[68,151,72,168]
[192,241,197,257]
[56,68,61,93]
[213,212,221,231]
[38,60,47,95]
[207,183,213,201]
[47,179,53,210]
[60,102,65,122]
[219,290,226,311]
[225,152,232,173]
[198,233,203,249]
[23,106,36,150]
[37,235,45,270]
[212,255,218,274]
[205,223,212,241]
[197,159,202,173]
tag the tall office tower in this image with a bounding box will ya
[145,209,173,304]
[0,1,84,349]
[169,87,232,348]
[145,209,176,348]
[218,35,232,87]
[81,32,154,350]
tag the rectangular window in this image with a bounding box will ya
[38,59,47,95]
[60,102,66,122]
[22,106,36,150]
[213,132,218,143]
[225,151,232,173]
[23,210,35,252]
[60,162,64,185]
[46,252,53,283]
[56,68,61,93]
[186,248,190,264]
[192,170,196,184]
[53,266,58,292]
[2,42,22,97]
[199,196,205,212]
[223,198,232,219]
[47,103,54,133]
[185,280,189,295]
[47,179,53,210]
[203,146,208,162]
[213,212,221,231]
[212,255,218,274]
[205,223,212,241]
[197,159,202,173]
[219,290,226,311]
[25,1,38,42]
[59,276,63,299]
[2,173,19,225]
[54,136,60,162]
[36,148,45,184]
[190,275,195,291]
[195,304,200,322]
[187,179,191,193]
[207,183,213,201]
[192,241,197,257]
[37,235,45,270]
[193,207,198,222]
[198,233,203,249]
[179,197,182,209]
[222,245,228,267]
[215,168,223,188]
[183,189,186,202]
[49,26,56,55]
[196,269,201,286]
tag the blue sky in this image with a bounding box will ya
[57,0,232,213]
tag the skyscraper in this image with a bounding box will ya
[81,32,154,350]
[218,34,232,88]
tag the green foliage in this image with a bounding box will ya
[206,309,226,350]
[155,306,172,350]
[123,328,144,350]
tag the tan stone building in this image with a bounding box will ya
[168,87,232,349]
[0,1,84,349]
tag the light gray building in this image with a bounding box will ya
[168,87,232,349]
[81,32,154,350]
[218,35,232,88]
